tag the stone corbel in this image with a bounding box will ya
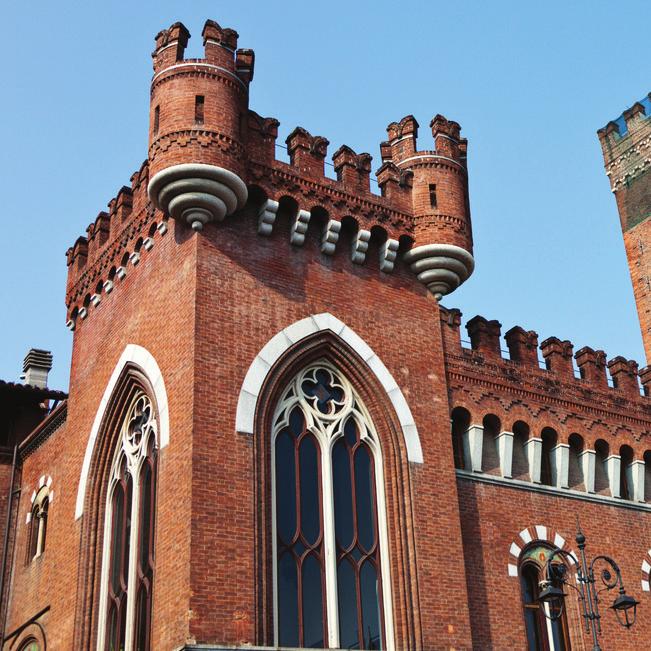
[290,209,311,246]
[321,219,341,255]
[258,199,279,236]
[351,229,371,264]
[380,238,399,272]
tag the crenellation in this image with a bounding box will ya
[246,111,279,163]
[202,19,238,58]
[608,356,640,397]
[504,326,539,367]
[286,127,329,177]
[575,346,608,389]
[375,162,413,211]
[466,315,502,358]
[333,145,372,193]
[152,22,190,72]
[540,337,574,379]
[235,49,255,84]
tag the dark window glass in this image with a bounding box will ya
[361,561,383,650]
[302,554,325,648]
[334,419,384,650]
[429,183,437,208]
[299,436,320,545]
[153,106,160,135]
[275,406,326,648]
[275,430,297,543]
[278,552,299,647]
[135,449,157,651]
[355,446,376,552]
[195,95,205,124]
[333,439,353,549]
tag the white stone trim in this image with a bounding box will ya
[321,219,341,255]
[351,229,370,264]
[290,209,311,245]
[642,550,651,592]
[507,523,576,577]
[257,199,279,235]
[379,238,399,272]
[235,313,423,463]
[75,344,169,519]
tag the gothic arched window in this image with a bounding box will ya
[97,391,158,651]
[272,362,394,650]
[520,544,571,651]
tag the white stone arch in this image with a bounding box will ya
[235,312,424,463]
[75,343,169,519]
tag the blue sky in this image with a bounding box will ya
[1,1,648,390]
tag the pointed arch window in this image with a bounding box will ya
[97,391,158,651]
[272,362,394,650]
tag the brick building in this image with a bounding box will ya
[1,17,650,651]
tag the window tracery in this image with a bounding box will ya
[97,391,158,651]
[272,362,393,650]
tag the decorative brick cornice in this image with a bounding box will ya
[248,161,415,236]
[149,129,246,162]
[605,131,651,191]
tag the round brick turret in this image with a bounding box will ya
[381,115,474,299]
[147,20,251,230]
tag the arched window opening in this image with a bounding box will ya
[520,544,571,651]
[567,434,585,491]
[97,391,158,651]
[272,362,392,650]
[540,429,558,487]
[594,439,610,495]
[619,445,634,501]
[644,451,651,502]
[481,414,501,475]
[27,486,49,562]
[512,421,531,481]
[451,407,471,470]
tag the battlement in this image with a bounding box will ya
[64,18,479,330]
[441,307,649,399]
[597,92,651,194]
[380,114,468,169]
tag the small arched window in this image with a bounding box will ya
[272,361,394,650]
[97,391,158,651]
[27,486,50,561]
[520,544,571,651]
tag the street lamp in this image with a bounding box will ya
[537,525,639,651]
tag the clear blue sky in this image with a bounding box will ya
[1,1,648,390]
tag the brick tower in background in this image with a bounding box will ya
[599,95,651,361]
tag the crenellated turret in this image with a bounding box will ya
[383,114,474,299]
[147,20,250,231]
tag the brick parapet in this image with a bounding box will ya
[442,308,651,456]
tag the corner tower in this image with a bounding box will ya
[599,94,651,360]
[379,115,474,299]
[148,21,252,230]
